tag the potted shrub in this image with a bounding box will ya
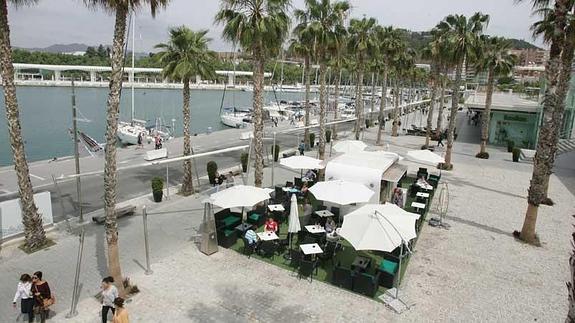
[365,119,370,128]
[309,133,315,148]
[507,140,514,153]
[240,152,248,173]
[512,147,521,162]
[325,129,332,143]
[207,161,218,185]
[151,177,163,203]
[272,144,280,162]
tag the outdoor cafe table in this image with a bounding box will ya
[351,256,372,273]
[257,231,279,241]
[282,187,300,193]
[416,192,430,199]
[416,181,433,191]
[315,210,334,217]
[235,223,252,235]
[300,243,323,259]
[268,204,285,212]
[411,201,426,213]
[305,225,326,234]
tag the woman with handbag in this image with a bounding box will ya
[101,276,119,323]
[13,273,34,322]
[32,271,52,323]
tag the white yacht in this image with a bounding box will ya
[220,107,252,128]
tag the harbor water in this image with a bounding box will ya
[0,86,306,166]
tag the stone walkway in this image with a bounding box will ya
[1,107,573,322]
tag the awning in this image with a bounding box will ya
[382,164,408,183]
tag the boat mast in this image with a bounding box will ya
[131,8,136,123]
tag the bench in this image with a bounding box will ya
[145,148,167,161]
[520,149,535,162]
[282,150,297,158]
[92,205,136,224]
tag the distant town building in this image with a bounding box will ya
[63,51,86,56]
[509,48,549,83]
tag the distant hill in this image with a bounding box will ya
[21,43,91,53]
[508,39,541,50]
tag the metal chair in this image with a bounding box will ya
[298,259,317,282]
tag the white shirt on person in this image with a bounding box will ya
[13,281,33,303]
[101,285,118,308]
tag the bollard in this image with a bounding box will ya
[65,228,85,318]
[142,206,153,275]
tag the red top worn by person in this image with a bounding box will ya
[264,218,278,233]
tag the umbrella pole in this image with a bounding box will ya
[396,241,403,299]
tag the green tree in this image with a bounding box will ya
[474,36,516,158]
[390,45,414,137]
[291,7,314,150]
[435,12,490,169]
[374,25,402,145]
[85,0,169,295]
[347,17,377,140]
[514,0,575,245]
[155,27,215,195]
[0,0,48,251]
[215,0,291,187]
[302,0,350,174]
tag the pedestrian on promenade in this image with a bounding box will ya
[13,273,34,323]
[137,132,143,149]
[112,297,129,323]
[298,140,305,155]
[437,132,445,147]
[101,276,118,323]
[32,271,53,323]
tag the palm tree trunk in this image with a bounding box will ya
[332,67,341,140]
[303,55,311,149]
[370,72,376,119]
[520,0,570,244]
[252,49,265,187]
[425,69,437,148]
[318,62,327,179]
[391,80,400,137]
[104,6,128,295]
[443,62,462,168]
[376,68,388,145]
[436,72,446,136]
[568,227,575,323]
[479,67,495,155]
[354,59,364,140]
[180,78,194,195]
[0,0,46,251]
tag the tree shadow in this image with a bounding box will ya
[187,283,313,323]
[444,215,514,238]
[447,175,526,201]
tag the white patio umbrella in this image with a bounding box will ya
[309,180,374,205]
[280,155,325,170]
[405,149,444,167]
[209,185,272,209]
[287,194,301,256]
[333,140,367,153]
[338,203,420,299]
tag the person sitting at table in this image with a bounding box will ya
[244,225,259,247]
[416,176,431,189]
[392,188,404,208]
[325,217,336,233]
[264,217,278,233]
[303,169,316,182]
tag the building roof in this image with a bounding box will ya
[465,92,539,113]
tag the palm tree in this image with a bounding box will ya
[514,0,574,244]
[291,7,314,150]
[391,45,414,137]
[435,12,489,169]
[0,0,47,251]
[215,0,291,187]
[85,0,169,294]
[328,24,348,141]
[421,41,440,148]
[474,36,516,158]
[302,0,350,170]
[374,26,402,145]
[347,17,377,140]
[155,27,215,196]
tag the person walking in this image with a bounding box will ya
[101,276,119,323]
[13,274,34,323]
[137,132,143,149]
[32,271,52,323]
[112,297,129,323]
[298,140,305,156]
[437,131,445,147]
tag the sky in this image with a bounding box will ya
[9,0,544,52]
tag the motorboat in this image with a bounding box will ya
[117,118,171,145]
